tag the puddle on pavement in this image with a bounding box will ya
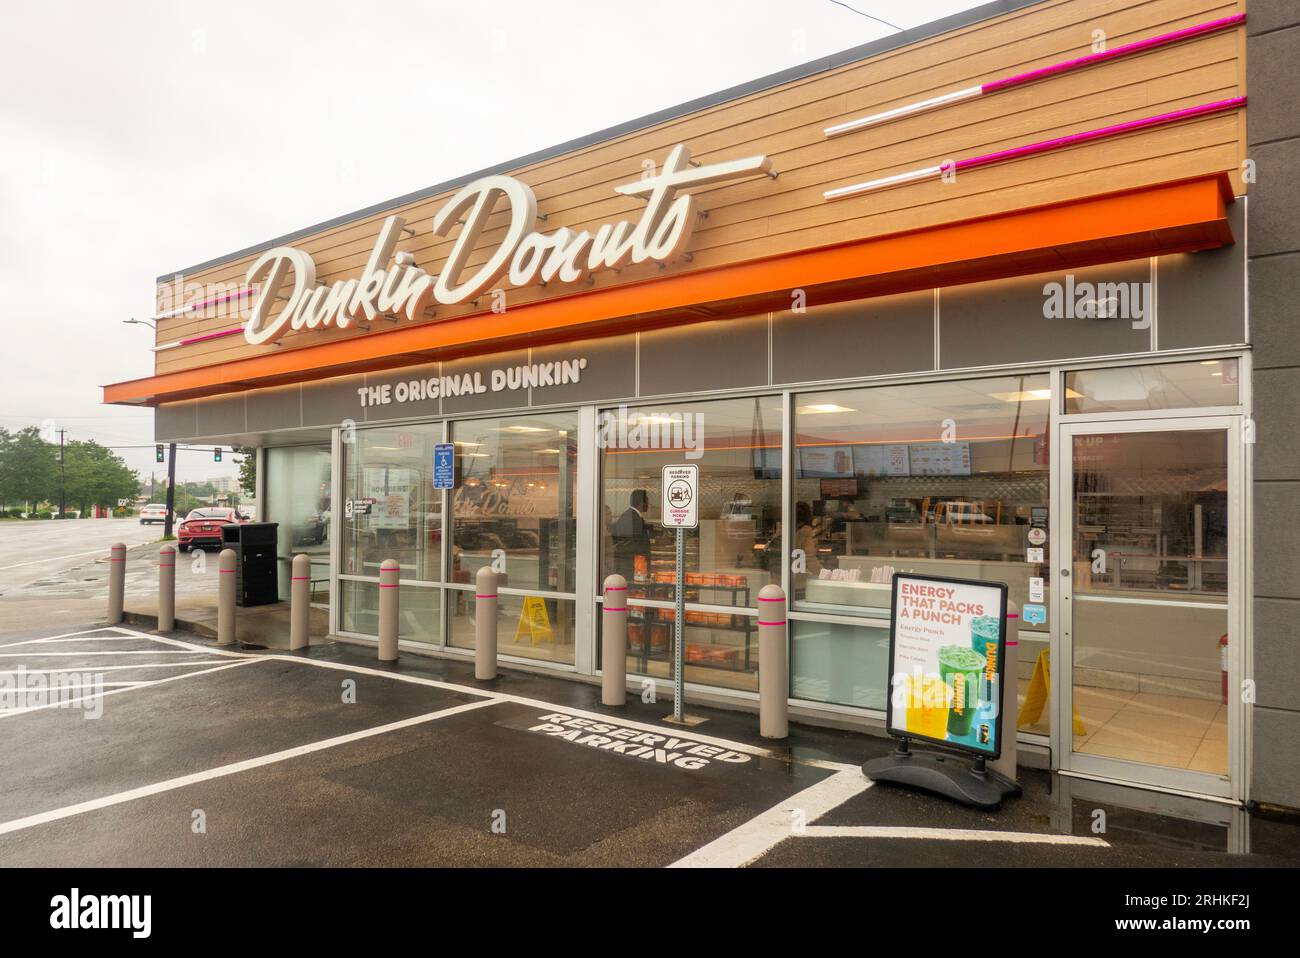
[1052,774,1297,858]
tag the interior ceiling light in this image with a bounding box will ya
[988,389,1082,402]
[797,403,856,414]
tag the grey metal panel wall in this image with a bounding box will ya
[638,314,770,397]
[1247,1,1300,810]
[939,260,1153,368]
[530,335,637,406]
[440,349,531,416]
[195,394,246,437]
[773,290,935,384]
[1157,201,1247,350]
[361,364,441,422]
[245,385,303,433]
[303,374,366,427]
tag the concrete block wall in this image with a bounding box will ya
[1247,0,1300,809]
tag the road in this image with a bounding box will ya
[0,518,157,594]
[0,518,209,633]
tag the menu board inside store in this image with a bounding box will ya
[853,444,910,477]
[798,446,854,478]
[905,441,972,476]
[800,441,973,479]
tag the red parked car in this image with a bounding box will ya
[177,508,247,552]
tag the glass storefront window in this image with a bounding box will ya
[448,590,576,664]
[599,396,782,603]
[342,426,442,581]
[792,375,1050,727]
[266,445,332,602]
[599,610,762,694]
[598,396,781,694]
[450,413,577,593]
[790,618,889,710]
[340,579,441,645]
[1064,359,1240,414]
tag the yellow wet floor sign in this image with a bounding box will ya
[1017,649,1086,736]
[514,596,554,645]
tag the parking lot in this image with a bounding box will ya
[2,621,1296,868]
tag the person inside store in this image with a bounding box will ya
[794,501,822,576]
[612,489,652,582]
[601,504,617,578]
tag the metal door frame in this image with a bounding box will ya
[1055,414,1245,802]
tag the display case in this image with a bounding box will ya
[627,571,757,674]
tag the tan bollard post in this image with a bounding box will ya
[107,542,126,625]
[289,553,311,651]
[378,559,400,662]
[475,566,498,680]
[158,545,176,632]
[758,584,789,740]
[602,574,628,706]
[992,601,1021,782]
[217,548,237,646]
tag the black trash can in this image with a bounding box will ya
[221,522,279,607]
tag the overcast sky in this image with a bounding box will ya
[0,0,985,484]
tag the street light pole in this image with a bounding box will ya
[57,428,66,519]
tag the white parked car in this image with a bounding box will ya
[138,504,170,525]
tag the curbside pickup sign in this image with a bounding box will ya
[661,464,698,529]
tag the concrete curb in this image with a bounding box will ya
[121,610,217,640]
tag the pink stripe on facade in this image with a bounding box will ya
[955,97,1246,173]
[177,326,244,347]
[982,14,1246,94]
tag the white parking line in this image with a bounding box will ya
[0,659,259,719]
[7,636,164,647]
[0,628,122,647]
[669,767,874,867]
[0,548,109,572]
[0,662,241,673]
[0,698,500,837]
[796,825,1109,845]
[0,650,219,657]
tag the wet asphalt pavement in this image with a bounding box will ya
[0,621,1296,868]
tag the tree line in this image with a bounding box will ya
[0,427,139,516]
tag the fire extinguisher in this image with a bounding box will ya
[1219,633,1229,705]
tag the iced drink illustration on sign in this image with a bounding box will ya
[938,645,986,737]
[904,673,953,739]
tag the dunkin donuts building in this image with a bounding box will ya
[104,0,1300,812]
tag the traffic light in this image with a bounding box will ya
[213,447,222,463]
[155,444,165,463]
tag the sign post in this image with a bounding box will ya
[432,443,455,490]
[661,465,699,725]
[863,572,1021,810]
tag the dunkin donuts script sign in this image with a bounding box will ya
[242,145,773,346]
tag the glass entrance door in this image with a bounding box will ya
[1058,418,1242,799]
